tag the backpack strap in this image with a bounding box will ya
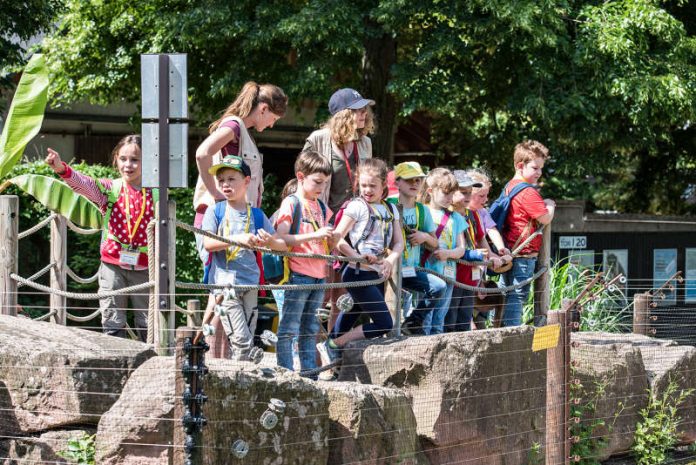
[507,181,532,199]
[250,206,268,293]
[421,209,451,266]
[415,202,425,231]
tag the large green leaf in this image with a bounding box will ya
[0,54,49,178]
[7,174,104,229]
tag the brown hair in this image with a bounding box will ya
[418,167,458,204]
[294,150,332,177]
[357,158,388,184]
[281,178,298,199]
[513,140,550,166]
[209,82,288,132]
[111,134,141,167]
[322,107,375,146]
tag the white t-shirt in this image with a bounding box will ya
[344,199,399,272]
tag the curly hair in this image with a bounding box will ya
[513,140,550,166]
[466,168,492,190]
[418,168,458,204]
[323,107,375,146]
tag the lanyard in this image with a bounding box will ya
[303,200,329,254]
[402,206,420,260]
[341,141,359,190]
[224,204,251,263]
[123,184,147,247]
[464,209,476,247]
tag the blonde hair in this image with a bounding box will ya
[281,178,297,199]
[323,107,375,146]
[513,140,550,166]
[419,168,458,204]
[210,81,288,132]
[466,168,492,191]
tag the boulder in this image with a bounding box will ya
[571,332,650,460]
[320,381,429,465]
[0,429,94,465]
[339,327,545,465]
[96,356,330,465]
[0,314,155,435]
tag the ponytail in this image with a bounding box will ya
[210,81,288,133]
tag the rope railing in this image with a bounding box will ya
[17,213,56,240]
[66,308,102,323]
[11,273,153,300]
[16,262,55,288]
[66,265,99,284]
[176,276,388,292]
[32,309,56,321]
[65,218,101,235]
[415,265,549,294]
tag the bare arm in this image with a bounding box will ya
[196,127,237,201]
[536,199,556,225]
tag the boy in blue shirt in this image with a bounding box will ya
[202,155,286,360]
[388,162,447,335]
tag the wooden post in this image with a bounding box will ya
[174,326,203,465]
[632,292,650,336]
[385,260,402,336]
[534,224,552,326]
[50,215,67,325]
[546,304,571,465]
[187,299,201,327]
[0,196,18,316]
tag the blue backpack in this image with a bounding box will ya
[488,182,533,232]
[202,201,266,285]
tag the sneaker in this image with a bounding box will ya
[317,341,331,367]
[323,339,341,363]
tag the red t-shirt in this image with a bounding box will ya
[502,179,547,255]
[456,210,485,286]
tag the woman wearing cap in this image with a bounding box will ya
[303,88,376,213]
[194,81,287,358]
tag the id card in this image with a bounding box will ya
[472,267,481,281]
[402,266,416,278]
[119,249,139,266]
[214,268,237,286]
[444,263,456,280]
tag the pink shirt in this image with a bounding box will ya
[276,196,333,279]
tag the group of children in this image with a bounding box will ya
[44,130,554,379]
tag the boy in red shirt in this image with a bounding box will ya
[500,140,555,326]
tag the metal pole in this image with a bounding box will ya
[0,196,18,316]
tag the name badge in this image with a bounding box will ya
[472,267,481,281]
[402,266,416,278]
[119,249,139,266]
[444,263,456,280]
[215,268,237,287]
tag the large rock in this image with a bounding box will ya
[0,429,94,465]
[339,327,545,465]
[97,356,330,465]
[320,381,429,465]
[0,315,155,435]
[571,332,650,460]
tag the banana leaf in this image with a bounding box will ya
[0,54,49,178]
[6,174,104,230]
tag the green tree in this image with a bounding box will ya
[40,0,696,214]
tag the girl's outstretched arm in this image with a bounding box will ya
[45,148,109,210]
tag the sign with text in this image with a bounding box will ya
[559,236,587,249]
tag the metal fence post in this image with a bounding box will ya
[0,196,18,316]
[50,215,67,324]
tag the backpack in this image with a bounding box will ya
[202,201,266,285]
[488,181,533,232]
[263,195,327,284]
[100,178,159,254]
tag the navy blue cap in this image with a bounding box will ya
[328,88,375,116]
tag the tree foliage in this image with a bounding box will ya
[39,0,696,214]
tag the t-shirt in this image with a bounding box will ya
[400,204,435,268]
[219,119,241,157]
[329,141,360,213]
[503,179,548,254]
[478,207,496,232]
[202,203,274,286]
[424,207,466,275]
[456,210,485,286]
[276,196,334,279]
[344,199,400,272]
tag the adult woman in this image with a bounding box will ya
[303,88,375,213]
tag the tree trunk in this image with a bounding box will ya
[362,29,397,165]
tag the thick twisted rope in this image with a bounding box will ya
[65,266,99,284]
[414,265,548,294]
[11,273,153,300]
[32,309,57,322]
[17,262,55,289]
[176,275,387,292]
[176,220,371,264]
[18,213,57,240]
[147,221,156,345]
[450,227,545,267]
[66,308,102,323]
[65,219,101,235]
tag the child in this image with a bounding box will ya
[45,136,155,342]
[275,151,335,375]
[466,169,511,258]
[498,140,555,326]
[386,162,447,336]
[326,158,404,361]
[447,171,501,332]
[418,168,473,335]
[202,155,286,361]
